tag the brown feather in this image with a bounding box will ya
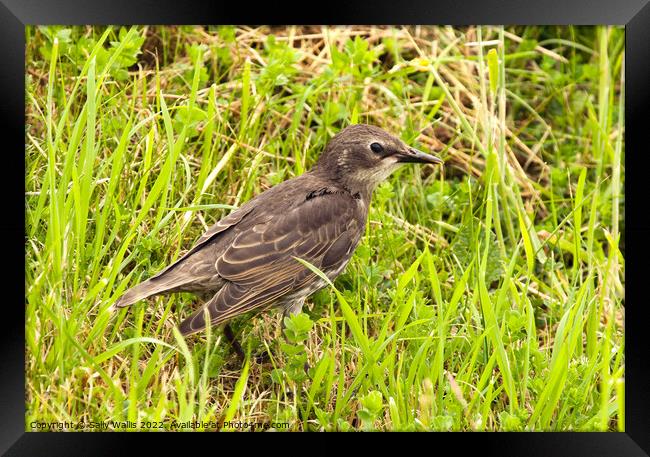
[180,189,364,334]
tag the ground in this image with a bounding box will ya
[25,25,624,431]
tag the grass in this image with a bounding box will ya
[25,25,624,431]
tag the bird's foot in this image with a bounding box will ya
[254,350,272,365]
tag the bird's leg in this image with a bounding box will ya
[223,323,246,362]
[252,300,305,365]
[281,299,310,374]
[281,298,305,329]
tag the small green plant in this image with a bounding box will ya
[357,390,384,430]
[272,313,314,384]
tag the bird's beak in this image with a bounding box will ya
[396,147,444,165]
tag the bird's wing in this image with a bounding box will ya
[178,190,363,335]
[148,203,257,281]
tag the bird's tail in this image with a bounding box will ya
[113,274,187,309]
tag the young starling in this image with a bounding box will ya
[114,124,443,336]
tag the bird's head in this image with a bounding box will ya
[314,124,443,196]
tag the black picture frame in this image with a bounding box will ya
[6,0,649,454]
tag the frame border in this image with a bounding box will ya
[7,0,649,453]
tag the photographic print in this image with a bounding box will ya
[25,25,625,432]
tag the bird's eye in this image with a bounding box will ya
[370,142,383,153]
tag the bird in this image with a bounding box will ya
[113,124,443,340]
